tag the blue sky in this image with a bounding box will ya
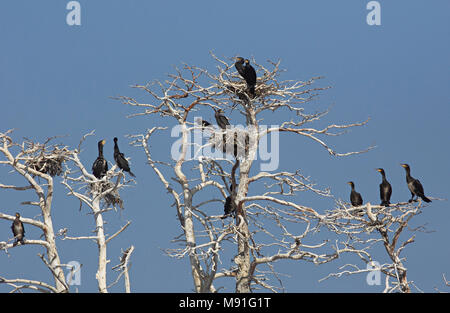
[0,1,449,292]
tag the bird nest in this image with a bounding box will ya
[209,127,253,159]
[25,147,70,177]
[89,180,124,210]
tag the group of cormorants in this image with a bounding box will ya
[195,56,257,161]
[197,56,257,131]
[7,56,433,246]
[348,163,431,212]
[10,57,254,245]
[9,137,136,246]
[199,56,256,219]
[92,137,135,179]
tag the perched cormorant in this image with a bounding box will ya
[233,57,257,97]
[114,137,135,177]
[243,59,257,96]
[11,212,25,246]
[223,196,233,216]
[401,164,431,203]
[347,181,363,214]
[92,139,108,179]
[234,57,246,78]
[221,185,236,219]
[214,108,230,130]
[376,168,392,207]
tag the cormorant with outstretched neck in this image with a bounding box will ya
[214,108,230,130]
[401,164,431,203]
[114,137,135,177]
[347,181,363,214]
[92,139,108,179]
[376,168,392,207]
[11,212,25,246]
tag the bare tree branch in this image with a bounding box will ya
[118,54,376,293]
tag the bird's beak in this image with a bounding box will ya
[102,140,106,145]
[376,168,381,172]
[400,164,406,168]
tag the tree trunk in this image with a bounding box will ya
[235,110,258,293]
[93,196,108,293]
[42,209,67,292]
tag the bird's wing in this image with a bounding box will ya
[357,192,363,204]
[118,153,128,164]
[249,66,257,80]
[387,183,392,198]
[413,179,425,195]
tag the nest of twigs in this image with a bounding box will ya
[25,147,69,177]
[209,128,251,159]
[89,180,124,210]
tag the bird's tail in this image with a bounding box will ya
[421,196,431,203]
[129,171,136,178]
[381,201,390,207]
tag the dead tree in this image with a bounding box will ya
[61,131,132,293]
[0,130,133,293]
[321,200,434,293]
[0,130,69,292]
[110,245,135,293]
[118,53,372,293]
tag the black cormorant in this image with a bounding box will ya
[92,139,108,179]
[347,181,363,214]
[114,137,135,177]
[243,59,257,96]
[223,196,233,216]
[376,168,392,207]
[234,57,246,78]
[214,108,230,130]
[11,212,25,246]
[234,57,257,97]
[401,164,431,203]
[221,185,236,219]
